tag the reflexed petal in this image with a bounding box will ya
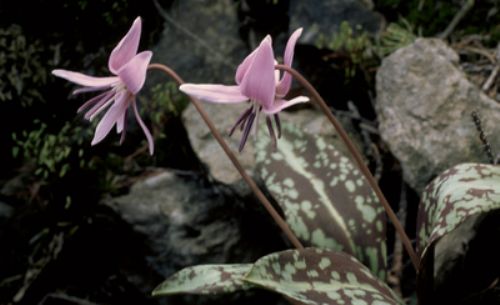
[276,28,302,98]
[132,100,154,155]
[235,48,257,85]
[52,69,118,87]
[239,37,276,109]
[108,17,142,74]
[180,84,248,103]
[262,96,309,114]
[117,51,152,94]
[235,36,272,84]
[283,28,303,70]
[119,120,127,144]
[91,91,130,145]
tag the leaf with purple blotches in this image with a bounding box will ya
[152,264,253,296]
[255,123,387,279]
[246,248,402,305]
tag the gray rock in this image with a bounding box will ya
[376,38,500,193]
[289,0,384,44]
[182,102,359,185]
[152,0,246,83]
[104,170,283,277]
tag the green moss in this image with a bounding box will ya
[12,121,94,180]
[144,82,189,139]
[315,21,375,78]
[376,0,499,44]
[0,25,48,107]
[376,21,417,57]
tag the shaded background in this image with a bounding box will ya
[1,0,499,304]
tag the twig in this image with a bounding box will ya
[438,0,475,39]
[482,43,500,92]
[276,64,420,270]
[482,65,499,92]
[39,293,100,305]
[148,63,304,250]
[471,111,496,164]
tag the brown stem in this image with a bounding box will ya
[148,63,304,250]
[276,64,419,270]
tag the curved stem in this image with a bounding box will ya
[148,63,304,250]
[276,64,419,270]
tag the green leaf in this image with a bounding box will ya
[255,123,386,279]
[246,248,403,305]
[152,264,254,296]
[416,163,500,303]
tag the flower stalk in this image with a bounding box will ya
[275,64,420,270]
[148,63,304,250]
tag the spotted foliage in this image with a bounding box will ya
[152,249,402,305]
[152,264,253,296]
[255,123,386,279]
[417,163,500,257]
[246,248,403,305]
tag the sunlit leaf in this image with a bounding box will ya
[246,248,403,305]
[152,264,254,296]
[255,123,386,278]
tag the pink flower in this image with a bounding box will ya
[180,28,308,151]
[52,17,154,154]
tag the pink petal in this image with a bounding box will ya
[274,60,280,84]
[235,48,257,85]
[108,17,142,74]
[72,85,110,95]
[116,108,127,133]
[262,96,309,114]
[91,91,130,145]
[179,84,248,103]
[235,36,272,84]
[52,69,118,87]
[132,100,154,155]
[117,51,152,94]
[276,28,302,98]
[239,37,276,109]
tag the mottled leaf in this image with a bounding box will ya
[152,264,253,296]
[255,123,386,279]
[416,163,500,303]
[246,248,403,305]
[417,163,500,256]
